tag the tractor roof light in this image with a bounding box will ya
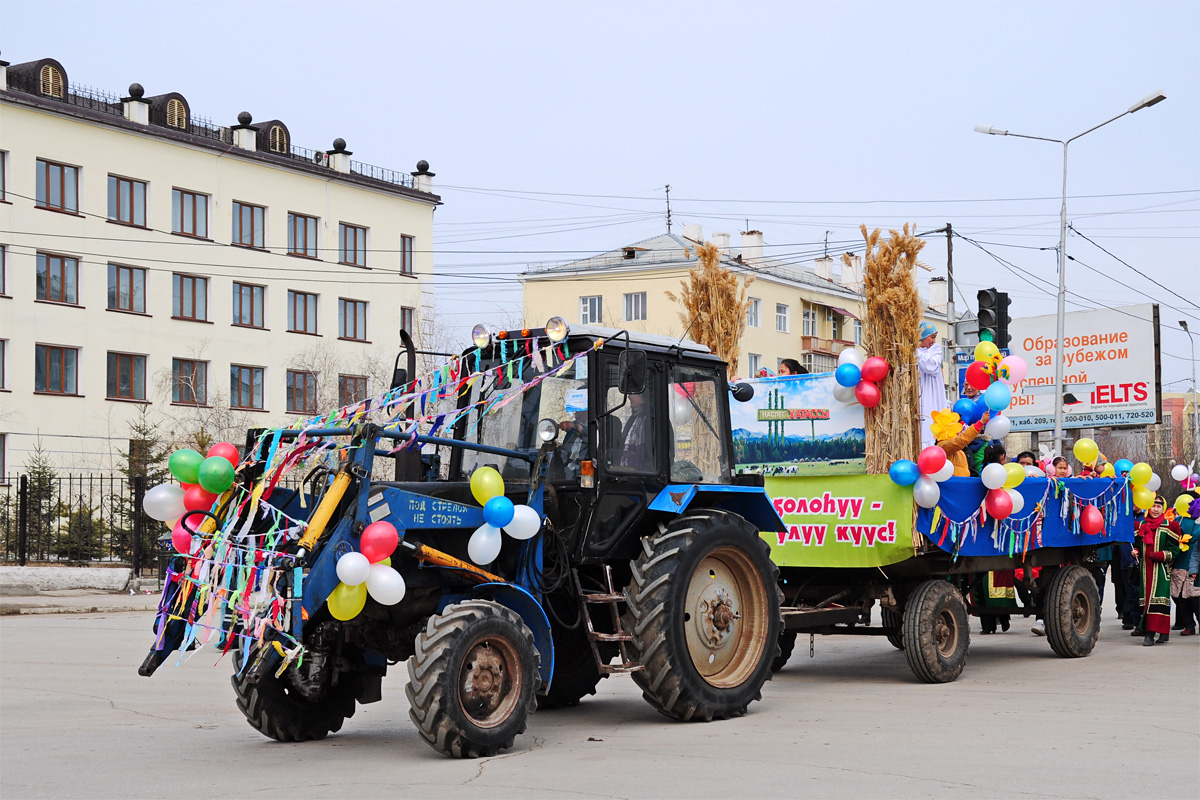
[471,324,491,349]
[545,316,568,342]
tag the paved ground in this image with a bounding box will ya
[1,604,1197,800]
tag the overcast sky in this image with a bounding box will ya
[4,0,1197,388]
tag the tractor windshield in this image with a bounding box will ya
[668,363,731,484]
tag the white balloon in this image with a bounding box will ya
[984,415,1011,441]
[1025,465,1044,478]
[1145,473,1161,492]
[336,552,371,586]
[833,383,857,403]
[506,505,542,541]
[468,524,503,565]
[144,484,186,522]
[981,463,1008,490]
[366,563,406,605]
[1171,464,1189,482]
[669,394,694,426]
[913,476,941,508]
[838,348,865,368]
[1007,488,1025,515]
[931,461,955,483]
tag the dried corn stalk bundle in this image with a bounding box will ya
[849,224,926,474]
[665,241,754,375]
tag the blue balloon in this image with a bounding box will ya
[1114,459,1134,477]
[983,382,1011,411]
[483,495,515,528]
[835,364,862,388]
[889,459,920,486]
[952,398,977,423]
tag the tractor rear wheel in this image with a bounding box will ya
[625,509,781,721]
[771,631,797,672]
[406,600,539,758]
[1044,565,1100,658]
[902,580,969,683]
[231,643,358,742]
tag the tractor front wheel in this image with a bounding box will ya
[231,642,359,742]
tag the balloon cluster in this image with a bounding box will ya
[329,521,405,620]
[961,342,1026,435]
[466,467,543,565]
[142,443,240,554]
[1073,438,1161,510]
[980,461,1026,520]
[1171,463,1200,491]
[833,349,889,409]
[889,446,955,508]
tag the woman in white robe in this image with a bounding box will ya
[917,321,947,449]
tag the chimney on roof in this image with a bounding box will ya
[122,83,149,125]
[741,230,764,263]
[230,111,257,151]
[815,256,834,281]
[412,160,435,193]
[682,223,703,243]
[0,52,9,91]
[326,138,352,173]
[840,253,863,291]
[712,232,730,255]
[928,276,948,313]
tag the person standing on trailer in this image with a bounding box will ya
[917,322,947,449]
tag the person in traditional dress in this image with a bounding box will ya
[931,408,989,477]
[917,321,947,449]
[1133,496,1183,646]
[1170,497,1199,636]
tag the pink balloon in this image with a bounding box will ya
[861,357,889,383]
[986,488,1013,520]
[361,521,399,563]
[171,517,198,554]
[998,355,1027,386]
[855,380,881,408]
[917,446,947,475]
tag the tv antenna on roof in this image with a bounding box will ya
[665,185,672,233]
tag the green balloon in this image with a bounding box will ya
[169,449,204,484]
[197,456,235,494]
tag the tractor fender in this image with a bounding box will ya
[438,583,555,692]
[648,484,786,533]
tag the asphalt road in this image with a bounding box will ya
[1,611,1196,800]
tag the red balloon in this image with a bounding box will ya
[855,380,881,408]
[184,484,218,512]
[861,357,889,383]
[1080,505,1105,535]
[917,445,947,475]
[207,442,240,467]
[986,488,1013,520]
[965,361,992,391]
[361,521,399,563]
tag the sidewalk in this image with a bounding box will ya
[0,588,161,616]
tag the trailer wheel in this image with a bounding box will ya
[406,600,540,758]
[1044,565,1100,658]
[902,580,969,683]
[625,509,781,721]
[231,643,358,742]
[882,607,904,651]
[771,631,797,672]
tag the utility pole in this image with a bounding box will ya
[945,223,955,344]
[824,231,831,259]
[665,185,672,233]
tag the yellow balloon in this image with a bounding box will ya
[1072,438,1099,465]
[1128,462,1152,487]
[470,466,505,506]
[1176,495,1194,517]
[974,341,1000,365]
[1101,463,1116,478]
[1003,462,1025,489]
[1132,487,1155,511]
[328,581,367,621]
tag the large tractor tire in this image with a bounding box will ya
[537,611,615,710]
[882,607,904,651]
[406,600,540,758]
[902,580,969,683]
[771,631,798,672]
[1044,565,1100,658]
[231,643,359,742]
[624,509,781,721]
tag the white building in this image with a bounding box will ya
[0,56,440,474]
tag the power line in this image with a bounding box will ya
[1068,224,1198,307]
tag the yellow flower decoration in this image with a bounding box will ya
[930,409,965,442]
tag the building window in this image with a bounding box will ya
[802,305,816,336]
[231,365,265,410]
[287,290,318,334]
[339,298,367,341]
[747,353,761,376]
[36,252,78,304]
[400,234,414,274]
[1,150,7,202]
[106,352,146,400]
[401,306,414,334]
[0,339,6,389]
[802,353,839,375]
[746,298,760,328]
[233,282,265,328]
[107,175,146,227]
[36,159,78,213]
[35,344,78,394]
[830,312,841,340]
[40,65,64,98]
[166,98,187,129]
[286,370,318,414]
[0,246,5,295]
[339,223,367,267]
[232,201,265,248]
[287,212,319,258]
[339,375,368,407]
[580,295,602,325]
[173,274,208,321]
[776,303,789,333]
[107,264,146,313]
[624,292,647,322]
[172,189,208,238]
[853,319,863,345]
[172,358,207,405]
[269,125,287,153]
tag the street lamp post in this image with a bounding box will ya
[1182,320,1199,462]
[974,90,1166,458]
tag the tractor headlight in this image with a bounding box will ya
[545,316,568,342]
[471,324,491,349]
[537,418,559,443]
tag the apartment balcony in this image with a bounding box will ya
[800,335,856,356]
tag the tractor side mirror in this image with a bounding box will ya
[730,382,755,402]
[618,350,647,395]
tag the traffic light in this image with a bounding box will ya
[977,288,1011,348]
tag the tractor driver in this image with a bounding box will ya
[615,391,653,472]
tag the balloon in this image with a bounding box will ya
[1073,438,1099,465]
[669,394,694,425]
[953,398,977,422]
[890,460,920,486]
[197,456,235,494]
[1187,474,1200,491]
[1025,465,1045,478]
[917,446,947,475]
[484,495,516,528]
[981,462,1008,490]
[143,484,186,522]
[984,414,1011,441]
[470,467,505,505]
[835,363,862,388]
[861,357,889,383]
[506,504,543,540]
[168,449,204,484]
[206,442,240,467]
[468,523,503,565]
[1145,473,1161,492]
[998,355,1027,386]
[965,361,992,391]
[361,521,399,563]
[328,582,367,621]
[366,563,406,606]
[837,348,865,368]
[1171,464,1190,482]
[974,341,1001,365]
[833,383,857,404]
[913,476,941,509]
[336,552,371,586]
[1003,462,1025,489]
[1132,487,1155,511]
[1080,505,1105,535]
[854,380,881,408]
[1100,463,1116,478]
[183,484,218,513]
[171,516,199,554]
[1113,459,1134,477]
[931,460,955,483]
[986,487,1013,520]
[983,382,1011,411]
[1176,495,1195,517]
[1007,488,1025,515]
[1128,462,1152,487]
